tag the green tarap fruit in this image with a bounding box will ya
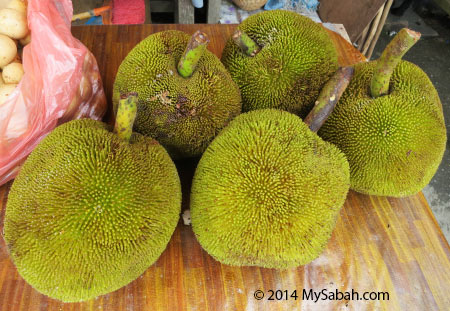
[319,29,446,197]
[4,95,182,302]
[113,30,242,158]
[190,68,353,268]
[221,10,338,117]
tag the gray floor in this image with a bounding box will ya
[372,3,450,242]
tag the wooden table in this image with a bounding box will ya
[0,24,449,311]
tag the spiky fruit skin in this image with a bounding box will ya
[4,119,182,302]
[221,10,338,117]
[191,109,350,268]
[113,30,242,159]
[319,61,446,197]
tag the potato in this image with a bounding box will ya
[7,0,27,15]
[0,0,9,9]
[0,83,18,105]
[0,74,4,86]
[10,52,21,63]
[0,34,17,67]
[59,91,81,124]
[90,92,107,118]
[19,31,30,45]
[90,70,101,86]
[0,8,28,39]
[82,52,93,72]
[2,62,24,83]
[79,75,92,101]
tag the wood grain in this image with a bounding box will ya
[207,0,221,24]
[175,0,195,24]
[0,24,448,311]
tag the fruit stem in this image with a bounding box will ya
[370,28,421,97]
[114,93,138,142]
[232,29,260,57]
[177,31,209,78]
[304,67,354,133]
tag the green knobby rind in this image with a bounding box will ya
[4,119,182,302]
[221,10,339,117]
[319,61,446,197]
[370,28,421,97]
[113,30,242,159]
[114,93,138,142]
[191,109,350,268]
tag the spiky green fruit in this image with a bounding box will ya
[191,109,350,268]
[319,61,446,196]
[113,30,241,158]
[4,119,182,302]
[221,10,338,117]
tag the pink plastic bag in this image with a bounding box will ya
[0,0,107,185]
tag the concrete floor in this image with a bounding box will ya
[372,2,450,242]
[71,1,449,241]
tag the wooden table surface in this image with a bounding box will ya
[0,24,449,311]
